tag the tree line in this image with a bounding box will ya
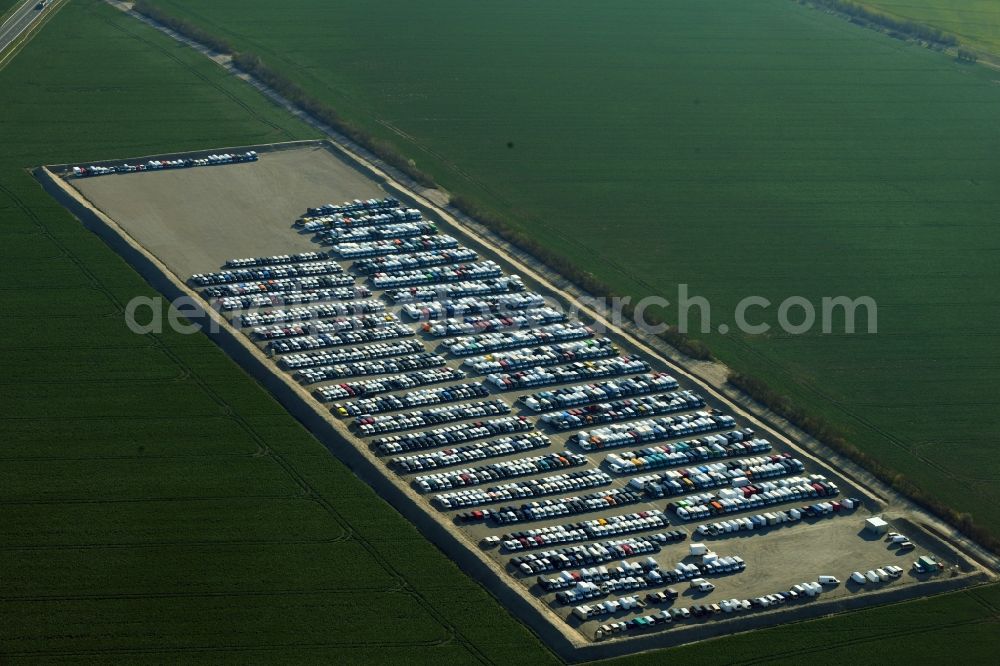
[813,0,958,46]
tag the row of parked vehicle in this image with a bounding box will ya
[465,339,616,375]
[538,557,662,592]
[224,251,328,269]
[592,599,715,637]
[401,293,547,320]
[562,574,671,605]
[510,537,664,575]
[883,530,917,552]
[238,301,385,327]
[356,399,511,436]
[268,323,416,354]
[313,368,465,403]
[501,514,675,553]
[217,286,372,310]
[446,323,591,357]
[296,345,444,384]
[671,475,840,521]
[386,276,526,304]
[852,566,905,585]
[374,415,535,455]
[423,308,566,337]
[541,391,705,432]
[202,274,355,299]
[281,338,422,370]
[296,351,445,384]
[318,222,437,245]
[334,382,489,418]
[558,580,610,605]
[574,595,645,620]
[486,356,651,391]
[695,500,861,540]
[576,560,703,597]
[520,373,679,413]
[599,570,680,598]
[582,511,676,541]
[603,431,767,474]
[565,554,745,612]
[352,248,478,276]
[331,234,460,259]
[626,454,805,499]
[302,197,401,219]
[414,451,588,493]
[254,313,400,341]
[484,487,644,526]
[296,208,422,233]
[594,575,830,640]
[71,151,258,178]
[573,412,738,452]
[699,553,747,577]
[391,433,551,474]
[371,261,503,289]
[191,261,344,287]
[432,468,612,509]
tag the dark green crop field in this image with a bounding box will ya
[144,0,1000,540]
[1,0,20,20]
[0,1,555,661]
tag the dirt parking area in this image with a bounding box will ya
[58,141,986,654]
[71,144,384,277]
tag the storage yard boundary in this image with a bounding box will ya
[36,141,998,660]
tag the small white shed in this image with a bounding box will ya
[865,516,889,536]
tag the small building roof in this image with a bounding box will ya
[865,516,888,527]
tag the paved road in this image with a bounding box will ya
[0,0,49,56]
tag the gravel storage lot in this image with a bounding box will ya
[73,144,383,277]
[62,142,984,652]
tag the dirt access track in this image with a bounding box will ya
[37,140,998,662]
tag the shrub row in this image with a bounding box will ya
[812,0,958,47]
[132,1,235,55]
[727,372,999,554]
[957,48,978,63]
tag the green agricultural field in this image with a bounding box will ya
[1,2,18,22]
[0,1,556,661]
[860,0,1000,56]
[144,0,1000,542]
[1,0,22,17]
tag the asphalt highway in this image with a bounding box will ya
[0,0,49,56]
